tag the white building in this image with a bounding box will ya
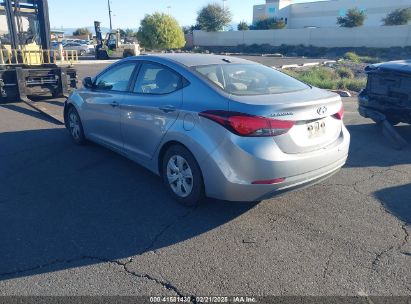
[253,0,411,29]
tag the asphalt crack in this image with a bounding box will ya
[371,246,394,271]
[322,249,334,279]
[0,207,198,298]
[0,256,187,297]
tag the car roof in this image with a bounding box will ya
[133,53,255,67]
[366,60,411,75]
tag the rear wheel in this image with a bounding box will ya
[162,145,204,206]
[66,106,86,145]
[123,50,134,58]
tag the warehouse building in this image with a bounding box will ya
[253,0,411,28]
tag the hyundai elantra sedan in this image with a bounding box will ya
[64,54,350,205]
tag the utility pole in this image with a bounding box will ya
[222,0,227,31]
[108,0,113,31]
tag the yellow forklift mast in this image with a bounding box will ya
[0,0,77,122]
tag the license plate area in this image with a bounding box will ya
[307,119,326,138]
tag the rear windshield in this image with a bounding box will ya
[193,64,309,96]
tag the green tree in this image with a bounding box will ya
[383,8,411,26]
[196,3,232,32]
[182,25,201,35]
[119,28,136,38]
[337,8,366,28]
[251,17,286,30]
[137,13,186,49]
[72,27,91,36]
[237,21,249,31]
[125,28,136,37]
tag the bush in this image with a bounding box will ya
[337,8,366,28]
[336,67,354,79]
[251,17,286,30]
[383,8,411,26]
[337,78,367,92]
[360,56,381,64]
[344,52,361,63]
[137,13,186,49]
[237,21,249,31]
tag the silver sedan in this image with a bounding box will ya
[64,54,350,205]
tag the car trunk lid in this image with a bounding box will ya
[228,88,344,154]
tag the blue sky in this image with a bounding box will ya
[48,0,315,29]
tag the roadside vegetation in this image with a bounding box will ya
[284,62,367,93]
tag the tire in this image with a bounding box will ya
[123,51,133,58]
[96,50,109,60]
[387,117,400,126]
[66,106,86,145]
[162,145,204,206]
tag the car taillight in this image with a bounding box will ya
[199,110,295,137]
[333,105,344,120]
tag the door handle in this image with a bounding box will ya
[111,101,120,108]
[159,105,176,113]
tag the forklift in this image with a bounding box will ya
[94,21,140,60]
[0,0,77,122]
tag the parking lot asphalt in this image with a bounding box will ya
[0,62,410,297]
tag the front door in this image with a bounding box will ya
[81,62,137,152]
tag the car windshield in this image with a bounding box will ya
[194,64,309,95]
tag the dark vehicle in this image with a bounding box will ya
[359,60,411,125]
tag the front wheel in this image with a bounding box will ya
[66,106,86,145]
[162,145,204,206]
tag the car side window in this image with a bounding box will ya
[94,63,136,92]
[134,63,182,95]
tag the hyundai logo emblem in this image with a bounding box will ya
[317,106,328,115]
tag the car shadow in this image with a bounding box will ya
[374,184,411,225]
[0,128,256,281]
[345,123,411,168]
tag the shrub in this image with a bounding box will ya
[237,21,249,31]
[251,17,286,30]
[336,67,354,79]
[344,52,361,63]
[337,8,367,28]
[337,78,367,92]
[360,56,381,64]
[137,13,186,49]
[383,8,411,26]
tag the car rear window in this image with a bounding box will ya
[194,64,309,95]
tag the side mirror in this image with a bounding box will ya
[83,77,94,89]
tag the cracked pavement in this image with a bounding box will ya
[0,63,410,296]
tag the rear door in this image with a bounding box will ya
[120,62,184,162]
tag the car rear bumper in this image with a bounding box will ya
[201,126,350,202]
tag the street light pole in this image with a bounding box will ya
[167,5,171,15]
[108,0,113,31]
